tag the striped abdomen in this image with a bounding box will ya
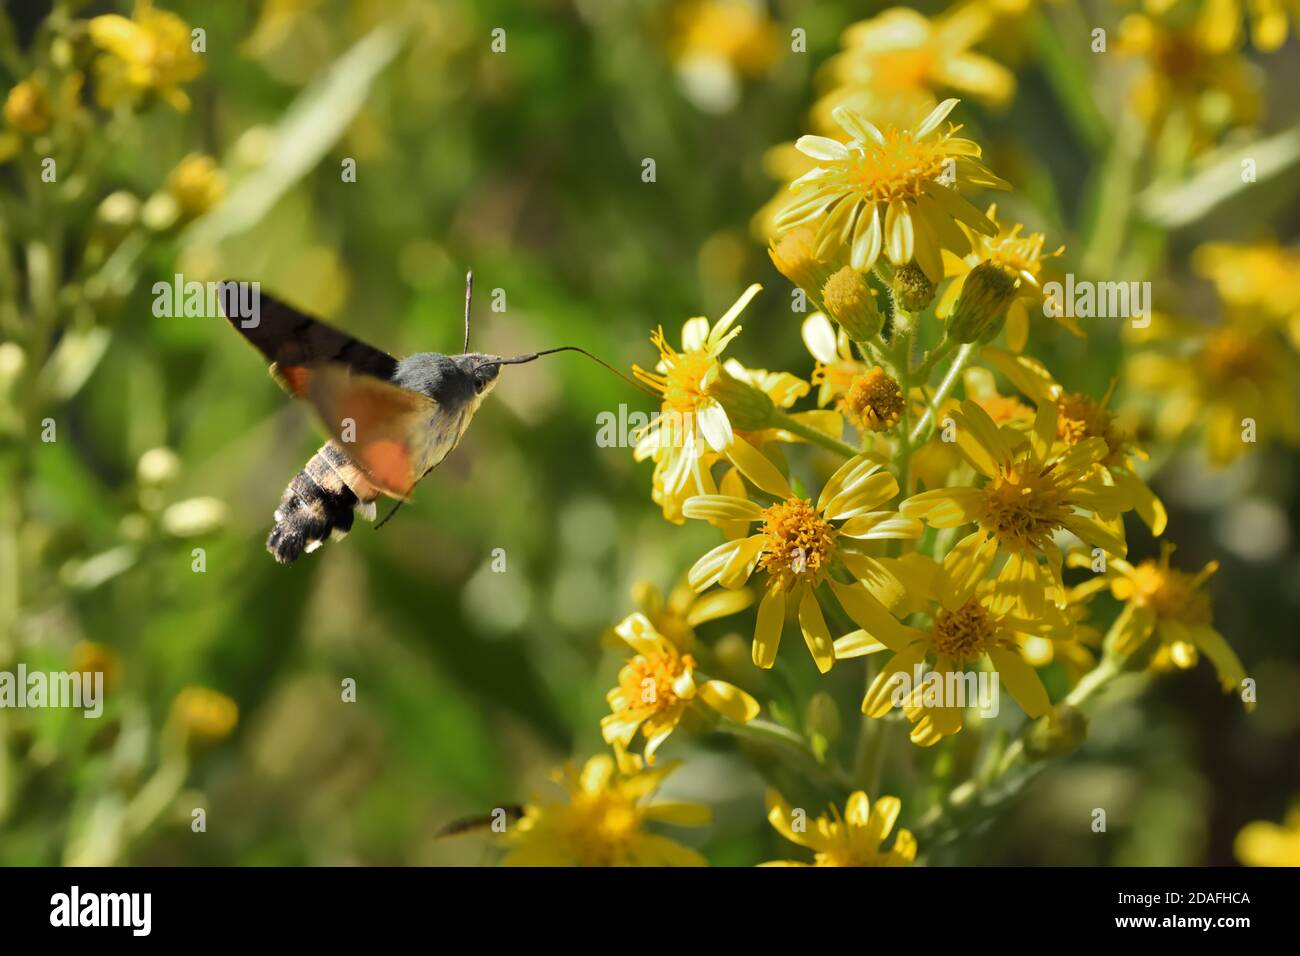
[266,442,380,564]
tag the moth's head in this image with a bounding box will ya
[458,353,503,398]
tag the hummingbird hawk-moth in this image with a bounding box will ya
[218,275,636,564]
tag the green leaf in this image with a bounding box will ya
[1138,121,1300,229]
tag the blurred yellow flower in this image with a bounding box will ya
[1126,317,1300,465]
[670,0,778,112]
[1193,238,1300,350]
[169,686,238,746]
[683,450,922,672]
[4,79,51,135]
[936,204,1067,352]
[778,99,1009,282]
[1196,0,1298,52]
[836,552,1072,745]
[602,613,759,762]
[632,284,761,523]
[814,5,1015,132]
[902,400,1135,616]
[166,153,226,219]
[89,0,204,112]
[503,755,710,866]
[1067,544,1250,704]
[1235,804,1300,866]
[764,788,917,865]
[1117,12,1260,152]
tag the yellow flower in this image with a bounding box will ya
[1193,238,1300,350]
[670,0,778,113]
[1235,804,1300,866]
[503,755,710,866]
[602,613,760,762]
[168,686,238,746]
[777,99,1009,282]
[1126,317,1300,465]
[814,5,1015,130]
[4,79,51,135]
[1196,0,1298,53]
[839,367,905,433]
[1067,543,1250,703]
[166,153,226,219]
[803,311,867,407]
[1117,12,1260,152]
[683,448,923,672]
[901,400,1136,617]
[763,789,916,866]
[982,347,1167,535]
[768,223,844,299]
[89,0,204,112]
[628,577,755,654]
[632,285,762,523]
[909,366,1033,491]
[835,552,1072,745]
[936,204,1067,352]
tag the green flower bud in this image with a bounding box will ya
[707,368,775,432]
[948,261,1019,343]
[1025,704,1089,759]
[893,262,936,312]
[821,266,884,342]
[804,690,841,746]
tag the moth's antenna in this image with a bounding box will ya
[483,346,658,397]
[463,270,473,354]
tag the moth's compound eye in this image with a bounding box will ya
[475,364,500,394]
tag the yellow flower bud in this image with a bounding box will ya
[821,266,883,342]
[167,154,226,220]
[4,79,50,135]
[1024,704,1089,759]
[769,224,838,299]
[170,687,238,747]
[948,261,1019,343]
[892,262,936,312]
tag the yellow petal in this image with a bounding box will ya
[698,679,761,722]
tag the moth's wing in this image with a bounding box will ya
[307,363,438,501]
[218,280,398,399]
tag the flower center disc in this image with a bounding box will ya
[759,498,837,589]
[979,460,1071,553]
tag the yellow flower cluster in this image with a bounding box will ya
[471,3,1273,868]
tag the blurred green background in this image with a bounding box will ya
[1,0,1298,866]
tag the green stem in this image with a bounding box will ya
[908,342,976,447]
[1030,6,1108,154]
[772,410,860,459]
[715,717,852,789]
